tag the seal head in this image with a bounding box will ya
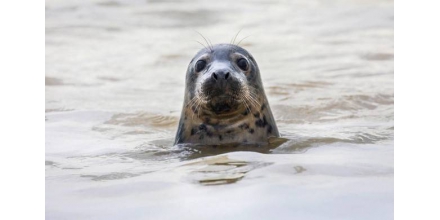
[175,44,279,145]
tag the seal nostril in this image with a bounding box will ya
[212,72,218,80]
[225,72,230,79]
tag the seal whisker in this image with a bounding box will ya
[188,95,203,121]
[191,96,201,120]
[187,95,198,108]
[241,87,258,110]
[232,29,242,45]
[244,88,260,107]
[237,35,251,46]
[195,31,213,52]
[206,38,214,51]
[195,40,208,51]
[195,97,204,119]
[248,89,261,99]
[249,96,261,109]
[245,94,258,110]
[247,92,261,109]
[188,99,198,111]
[242,96,252,113]
[229,35,235,45]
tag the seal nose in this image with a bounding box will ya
[211,71,230,81]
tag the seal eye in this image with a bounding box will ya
[195,60,206,72]
[237,58,249,71]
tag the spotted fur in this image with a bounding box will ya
[174,44,279,145]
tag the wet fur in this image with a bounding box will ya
[175,44,279,145]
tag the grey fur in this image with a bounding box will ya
[174,44,279,145]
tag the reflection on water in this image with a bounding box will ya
[81,172,142,181]
[185,155,273,185]
[46,0,393,219]
[104,113,178,128]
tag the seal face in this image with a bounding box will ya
[174,44,279,145]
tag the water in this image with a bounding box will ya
[45,0,394,219]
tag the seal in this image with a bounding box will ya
[174,43,279,145]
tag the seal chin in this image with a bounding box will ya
[208,95,241,114]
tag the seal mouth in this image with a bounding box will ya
[207,94,241,114]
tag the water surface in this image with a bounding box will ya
[46,0,394,219]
